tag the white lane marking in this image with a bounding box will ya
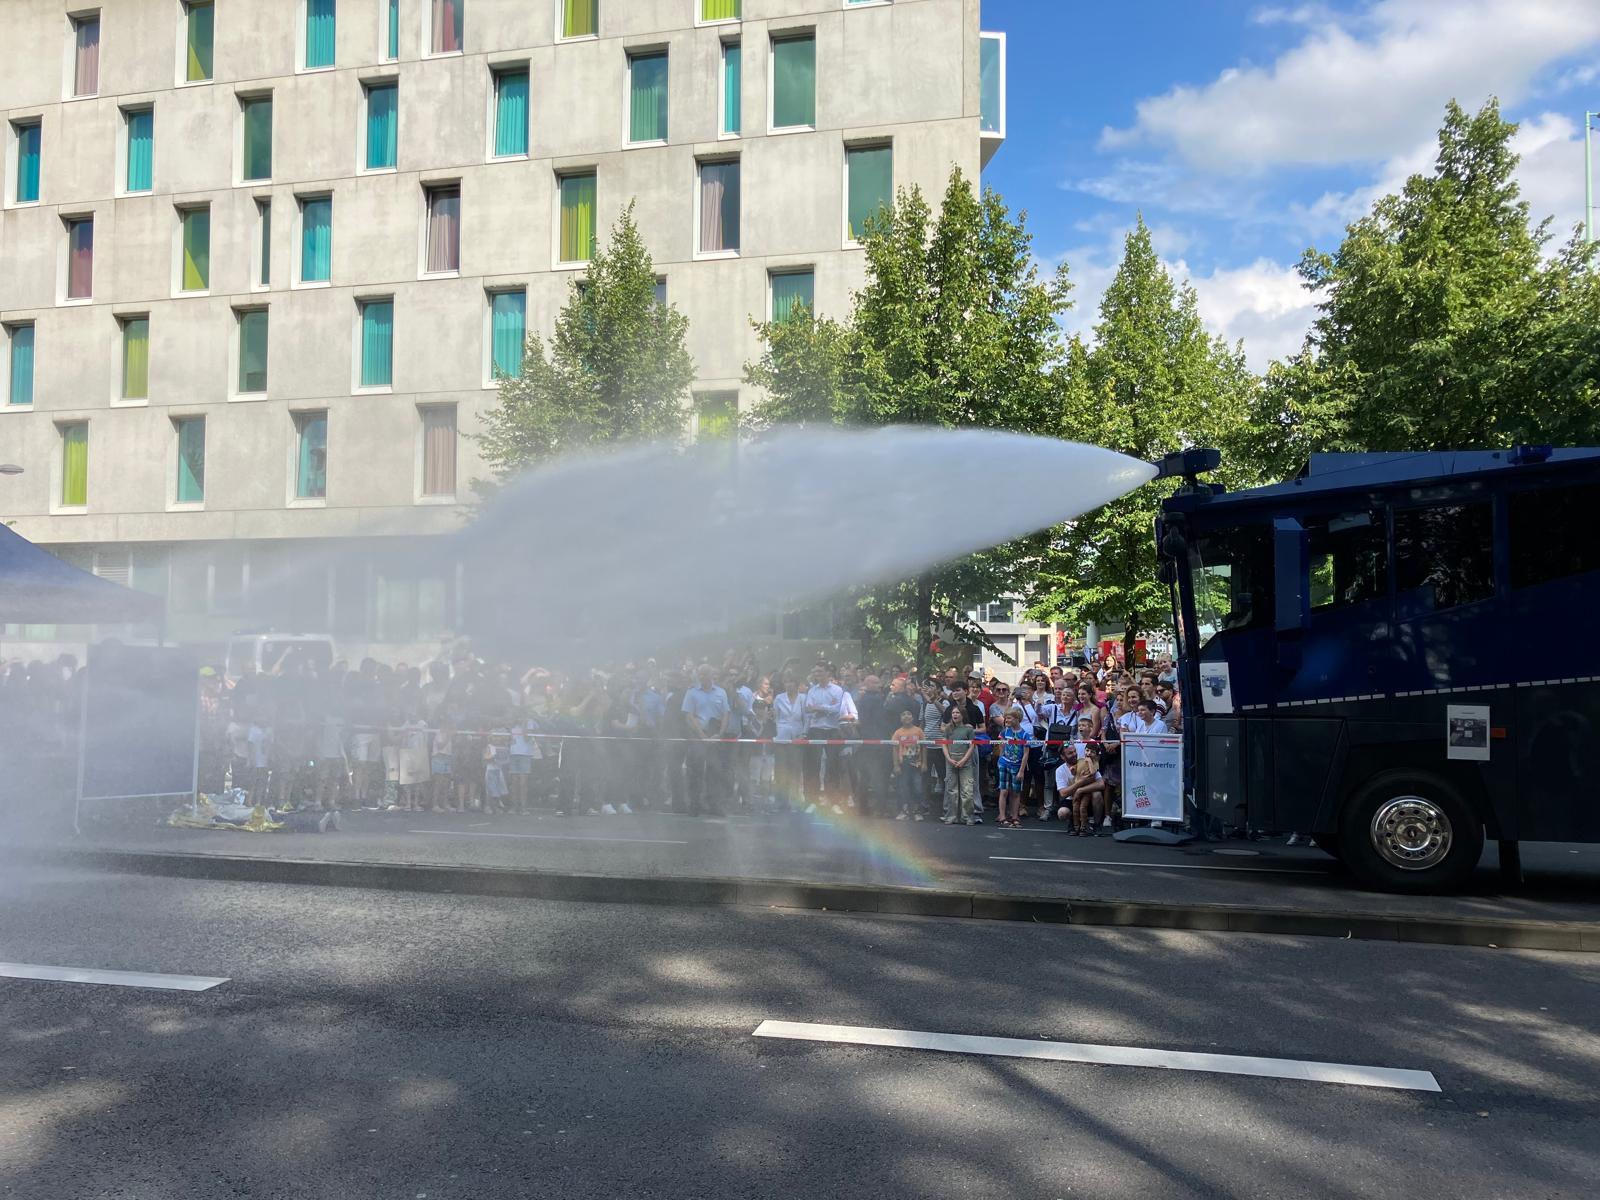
[407,829,689,845]
[0,962,229,992]
[991,855,1328,875]
[753,1020,1441,1093]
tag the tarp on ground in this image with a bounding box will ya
[0,524,162,625]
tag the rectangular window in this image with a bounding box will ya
[61,423,88,506]
[73,15,101,97]
[242,95,273,181]
[181,207,210,291]
[653,277,667,306]
[256,199,272,286]
[66,217,94,299]
[125,108,153,192]
[846,144,892,242]
[431,0,462,53]
[698,160,740,254]
[121,316,149,399]
[696,392,737,441]
[186,2,214,82]
[1510,485,1600,588]
[489,289,525,379]
[628,52,668,144]
[296,412,328,499]
[175,417,205,503]
[721,42,741,135]
[306,0,336,68]
[238,309,269,392]
[365,82,398,169]
[562,0,596,38]
[300,196,332,282]
[492,69,528,157]
[1393,503,1495,613]
[15,122,41,203]
[980,31,1005,135]
[6,325,34,406]
[771,35,815,129]
[771,270,814,322]
[385,0,399,59]
[1307,513,1386,611]
[424,184,460,272]
[359,298,394,387]
[420,406,457,497]
[558,172,596,264]
[702,0,739,19]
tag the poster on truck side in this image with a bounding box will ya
[1121,735,1184,822]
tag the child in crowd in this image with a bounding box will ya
[431,718,457,812]
[508,719,535,815]
[891,708,925,820]
[942,705,977,825]
[996,709,1029,828]
[1059,745,1107,835]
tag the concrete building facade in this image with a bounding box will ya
[0,0,1005,656]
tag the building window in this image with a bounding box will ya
[430,0,462,53]
[60,423,88,507]
[654,276,667,306]
[721,42,741,136]
[242,95,273,181]
[558,172,596,264]
[424,184,460,273]
[384,0,399,59]
[124,108,153,192]
[238,309,269,393]
[489,289,525,379]
[697,159,740,255]
[180,206,210,291]
[299,195,332,283]
[175,416,205,503]
[66,217,94,299]
[72,14,101,97]
[296,412,328,499]
[696,392,737,441]
[771,270,814,322]
[306,0,336,69]
[256,199,272,286]
[702,0,740,20]
[359,298,394,387]
[561,0,596,38]
[980,31,1005,136]
[420,406,457,497]
[846,144,892,242]
[771,34,815,130]
[628,51,668,144]
[364,82,398,169]
[120,316,149,399]
[14,122,41,203]
[492,68,528,157]
[185,2,214,82]
[5,324,34,406]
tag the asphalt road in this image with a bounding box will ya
[3,863,1598,1199]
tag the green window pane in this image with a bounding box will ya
[490,291,526,379]
[629,53,667,143]
[361,300,393,387]
[702,0,740,19]
[494,71,528,157]
[239,311,268,392]
[301,197,331,282]
[176,418,205,503]
[62,424,88,507]
[16,124,40,203]
[126,109,153,192]
[366,84,397,168]
[722,44,741,135]
[8,326,34,405]
[258,201,272,286]
[772,36,815,128]
[847,145,892,241]
[562,0,596,38]
[559,173,596,263]
[186,2,214,82]
[697,394,736,441]
[243,97,273,180]
[182,209,210,291]
[297,415,328,498]
[306,0,336,68]
[122,318,149,399]
[771,272,814,323]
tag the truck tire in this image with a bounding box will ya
[1338,771,1483,894]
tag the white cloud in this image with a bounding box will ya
[1102,0,1600,171]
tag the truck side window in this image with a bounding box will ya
[1308,512,1386,610]
[1509,484,1600,588]
[1393,502,1493,612]
[1189,523,1273,649]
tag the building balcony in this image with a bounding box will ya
[980,31,1007,167]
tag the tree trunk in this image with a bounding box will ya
[1122,620,1138,667]
[916,573,935,671]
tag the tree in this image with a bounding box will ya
[1027,217,1255,659]
[476,203,695,481]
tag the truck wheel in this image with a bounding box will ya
[1338,771,1483,894]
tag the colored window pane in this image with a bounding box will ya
[297,414,328,498]
[239,310,268,392]
[187,2,215,82]
[425,186,460,272]
[306,0,336,68]
[366,84,397,169]
[702,0,739,19]
[629,53,667,143]
[176,418,205,502]
[490,291,525,379]
[494,70,528,157]
[847,145,892,241]
[562,0,596,37]
[7,326,34,405]
[431,0,462,53]
[74,17,100,96]
[258,200,272,285]
[387,0,399,58]
[182,208,210,291]
[122,318,149,398]
[67,219,94,299]
[126,109,153,192]
[301,197,331,282]
[771,272,814,322]
[361,300,393,387]
[722,44,741,135]
[421,407,456,497]
[559,173,595,263]
[16,124,41,203]
[981,34,1004,134]
[697,393,737,441]
[698,160,739,253]
[62,424,88,506]
[772,36,815,128]
[243,96,273,180]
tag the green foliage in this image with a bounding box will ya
[476,203,695,482]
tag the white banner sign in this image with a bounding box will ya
[1121,734,1184,822]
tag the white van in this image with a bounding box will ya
[224,634,336,680]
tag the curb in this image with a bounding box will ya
[18,846,1600,953]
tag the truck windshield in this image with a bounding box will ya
[1187,524,1272,651]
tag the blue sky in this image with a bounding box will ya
[978,0,1600,367]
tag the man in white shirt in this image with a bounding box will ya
[802,665,846,811]
[681,665,731,816]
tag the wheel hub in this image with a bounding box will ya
[1370,796,1452,871]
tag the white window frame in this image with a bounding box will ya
[423,0,464,58]
[420,179,463,277]
[288,408,329,507]
[767,266,816,323]
[693,157,740,261]
[65,11,101,101]
[624,47,669,148]
[59,213,95,306]
[115,105,154,197]
[5,119,44,210]
[718,39,741,141]
[172,202,211,297]
[482,285,527,387]
[694,0,742,28]
[168,413,206,511]
[235,90,273,186]
[691,389,740,440]
[353,294,396,394]
[843,0,892,8]
[251,197,272,291]
[231,305,269,400]
[378,0,400,61]
[485,61,531,161]
[767,29,816,136]
[112,311,151,406]
[177,1,215,88]
[980,30,1008,140]
[51,420,89,514]
[2,321,37,411]
[552,169,597,270]
[293,192,334,288]
[556,0,598,41]
[842,139,892,250]
[297,0,337,74]
[415,402,459,503]
[358,77,400,174]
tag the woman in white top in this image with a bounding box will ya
[771,676,807,812]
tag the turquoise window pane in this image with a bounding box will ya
[8,326,34,405]
[722,44,741,135]
[980,35,1002,133]
[772,36,815,128]
[361,301,394,387]
[306,0,336,69]
[297,415,327,498]
[494,71,528,157]
[126,110,153,192]
[771,272,814,322]
[176,418,205,503]
[301,197,332,282]
[490,291,526,379]
[847,145,892,241]
[16,124,40,203]
[366,84,397,169]
[387,0,399,58]
[629,53,667,143]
